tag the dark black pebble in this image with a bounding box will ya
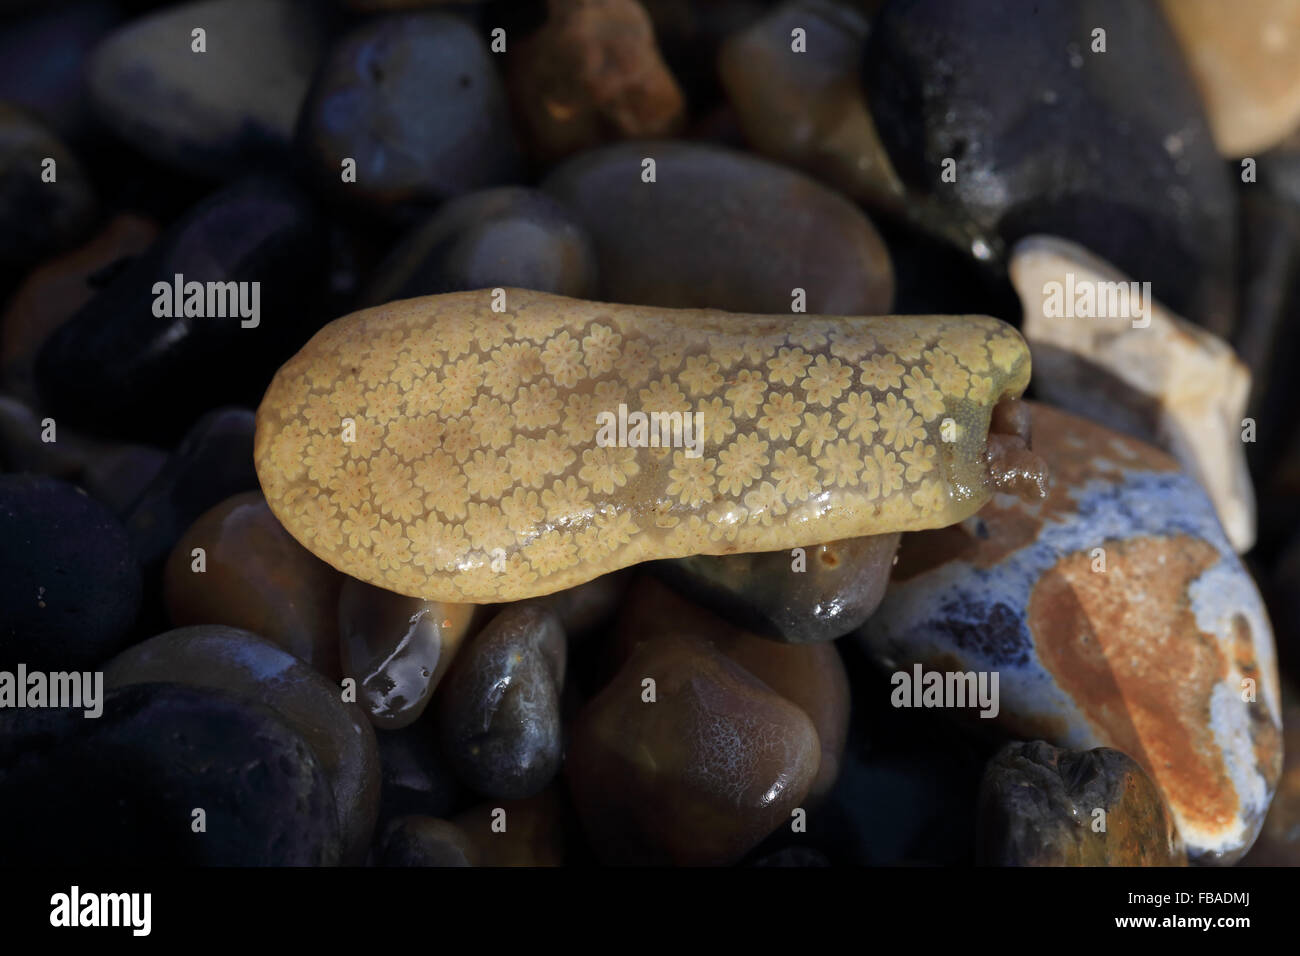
[438,604,567,800]
[35,177,328,442]
[0,474,141,671]
[0,682,341,866]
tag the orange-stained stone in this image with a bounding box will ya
[862,402,1282,863]
[1029,536,1239,837]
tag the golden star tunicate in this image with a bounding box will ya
[254,289,1030,602]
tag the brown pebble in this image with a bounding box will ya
[508,0,685,161]
[568,629,820,865]
[163,490,344,680]
[451,788,567,866]
[376,816,478,867]
[615,575,848,797]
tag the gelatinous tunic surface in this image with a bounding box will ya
[254,289,1030,602]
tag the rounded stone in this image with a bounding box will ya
[977,740,1187,866]
[375,815,478,867]
[34,176,329,442]
[362,187,597,306]
[506,0,685,161]
[0,682,341,865]
[718,0,904,211]
[0,103,95,266]
[1161,0,1300,157]
[163,491,345,680]
[451,788,567,866]
[860,402,1283,863]
[615,575,849,798]
[296,12,522,216]
[338,576,474,729]
[655,532,901,643]
[0,474,141,671]
[86,0,327,177]
[104,625,380,864]
[864,0,1237,334]
[567,631,820,865]
[542,141,894,314]
[374,717,466,825]
[125,406,259,570]
[2,214,158,400]
[437,603,567,800]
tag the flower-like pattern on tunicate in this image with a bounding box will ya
[254,290,1031,603]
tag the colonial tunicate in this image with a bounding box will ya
[254,289,1030,603]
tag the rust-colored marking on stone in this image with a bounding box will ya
[892,403,1181,581]
[1028,535,1238,834]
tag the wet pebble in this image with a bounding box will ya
[297,12,522,217]
[0,683,340,865]
[451,788,567,866]
[374,717,466,825]
[0,103,96,267]
[438,604,567,799]
[615,576,849,798]
[35,176,329,442]
[125,406,259,569]
[542,141,893,313]
[104,625,380,864]
[164,491,345,680]
[860,402,1282,863]
[977,740,1187,866]
[0,0,120,142]
[638,0,773,110]
[718,0,905,211]
[1,214,159,401]
[78,443,170,516]
[339,577,474,729]
[568,630,820,865]
[86,0,327,177]
[376,815,477,867]
[0,474,141,671]
[864,0,1236,334]
[654,532,900,644]
[362,187,597,306]
[0,395,166,515]
[1161,0,1300,157]
[532,569,631,647]
[507,0,685,161]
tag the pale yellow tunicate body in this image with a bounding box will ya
[254,289,1031,603]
